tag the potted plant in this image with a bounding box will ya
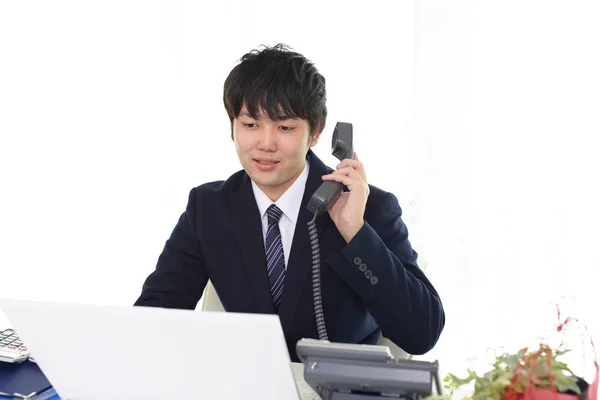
[425,343,589,400]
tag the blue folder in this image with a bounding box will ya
[0,360,53,399]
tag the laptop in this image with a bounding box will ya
[0,298,301,400]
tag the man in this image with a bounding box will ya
[135,44,445,362]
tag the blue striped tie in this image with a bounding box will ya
[265,204,286,310]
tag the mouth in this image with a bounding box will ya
[253,158,280,171]
[253,158,279,165]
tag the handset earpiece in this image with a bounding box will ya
[331,122,354,161]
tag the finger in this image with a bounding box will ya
[336,159,364,170]
[322,173,362,189]
[335,159,366,182]
[322,167,366,188]
[330,166,364,182]
[354,151,359,161]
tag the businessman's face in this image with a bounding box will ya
[233,105,321,201]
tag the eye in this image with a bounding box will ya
[244,123,257,129]
[279,125,294,132]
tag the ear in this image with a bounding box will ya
[309,131,321,147]
[309,118,325,147]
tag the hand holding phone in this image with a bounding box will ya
[307,122,354,216]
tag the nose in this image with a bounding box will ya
[256,125,277,152]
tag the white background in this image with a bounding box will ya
[1,0,599,388]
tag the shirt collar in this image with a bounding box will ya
[251,160,310,224]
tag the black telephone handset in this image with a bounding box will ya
[306,122,354,341]
[307,122,354,216]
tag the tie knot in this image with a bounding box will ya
[266,204,283,225]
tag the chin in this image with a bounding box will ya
[251,173,288,188]
[254,178,283,188]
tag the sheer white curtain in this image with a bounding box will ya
[405,0,600,385]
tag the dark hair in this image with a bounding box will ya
[223,44,327,138]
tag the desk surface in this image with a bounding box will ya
[292,362,321,400]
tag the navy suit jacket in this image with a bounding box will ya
[134,150,445,362]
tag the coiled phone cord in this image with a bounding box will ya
[308,211,328,341]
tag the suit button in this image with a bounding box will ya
[353,257,362,265]
[358,263,368,272]
[365,270,373,278]
[370,276,379,285]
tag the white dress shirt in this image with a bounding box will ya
[251,161,309,268]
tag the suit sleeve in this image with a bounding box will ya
[327,191,445,355]
[134,188,209,309]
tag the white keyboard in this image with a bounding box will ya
[0,328,30,363]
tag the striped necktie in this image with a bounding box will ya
[265,204,286,310]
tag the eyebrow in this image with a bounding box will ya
[238,111,299,121]
[238,112,259,119]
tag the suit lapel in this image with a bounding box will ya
[278,151,331,333]
[229,175,276,314]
